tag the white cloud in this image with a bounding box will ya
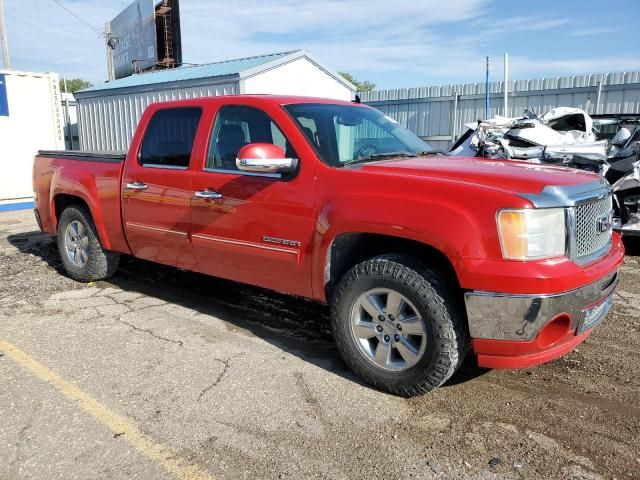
[178,0,488,68]
[470,15,570,32]
[568,27,615,37]
[507,55,640,76]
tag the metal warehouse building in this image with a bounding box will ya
[74,50,355,151]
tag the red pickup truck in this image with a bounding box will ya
[33,95,624,396]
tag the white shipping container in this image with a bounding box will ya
[0,70,65,202]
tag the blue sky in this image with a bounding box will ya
[5,0,640,90]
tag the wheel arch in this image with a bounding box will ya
[53,194,90,226]
[323,232,461,302]
[52,193,112,250]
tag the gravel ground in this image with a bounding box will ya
[0,209,639,480]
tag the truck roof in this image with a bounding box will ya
[144,94,361,109]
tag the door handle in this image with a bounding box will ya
[124,181,148,191]
[194,190,223,199]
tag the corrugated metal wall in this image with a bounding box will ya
[77,82,238,151]
[362,72,640,151]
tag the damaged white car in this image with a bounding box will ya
[448,108,640,237]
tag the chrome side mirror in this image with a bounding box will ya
[236,143,297,174]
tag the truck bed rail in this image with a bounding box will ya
[37,150,125,163]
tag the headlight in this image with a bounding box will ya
[497,208,566,260]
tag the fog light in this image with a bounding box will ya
[536,314,571,349]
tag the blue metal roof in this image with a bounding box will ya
[80,50,299,93]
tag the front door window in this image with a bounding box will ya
[206,105,295,171]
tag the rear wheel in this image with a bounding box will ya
[57,205,119,282]
[330,255,469,396]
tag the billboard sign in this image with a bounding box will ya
[110,0,157,79]
[0,74,8,116]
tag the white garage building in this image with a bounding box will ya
[75,50,355,152]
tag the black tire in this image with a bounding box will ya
[57,205,120,282]
[330,255,469,397]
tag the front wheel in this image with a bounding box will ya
[57,205,120,282]
[330,255,469,396]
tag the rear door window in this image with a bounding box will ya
[139,107,202,168]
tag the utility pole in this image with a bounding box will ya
[485,56,490,119]
[503,53,509,117]
[62,77,75,150]
[105,21,114,81]
[0,0,10,69]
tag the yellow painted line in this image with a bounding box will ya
[0,340,215,480]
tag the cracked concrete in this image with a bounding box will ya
[197,353,245,401]
[116,317,185,346]
[7,402,41,476]
[1,209,639,480]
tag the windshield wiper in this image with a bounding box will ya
[342,151,418,167]
[416,150,443,156]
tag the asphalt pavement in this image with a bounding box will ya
[1,209,639,480]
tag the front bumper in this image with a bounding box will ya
[465,270,618,369]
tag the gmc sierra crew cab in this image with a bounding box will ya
[33,95,624,396]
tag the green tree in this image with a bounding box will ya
[338,72,376,92]
[59,78,93,93]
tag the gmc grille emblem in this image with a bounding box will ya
[596,212,613,233]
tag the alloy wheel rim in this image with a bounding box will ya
[349,288,427,372]
[64,220,89,268]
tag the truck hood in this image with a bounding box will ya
[355,155,599,195]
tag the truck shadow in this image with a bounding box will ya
[8,231,487,393]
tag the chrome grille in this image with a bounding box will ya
[575,196,613,260]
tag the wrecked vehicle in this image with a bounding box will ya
[592,113,640,142]
[449,108,640,237]
[598,114,640,236]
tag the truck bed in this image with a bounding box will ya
[33,150,130,254]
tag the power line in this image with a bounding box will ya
[50,0,103,38]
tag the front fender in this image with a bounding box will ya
[311,172,532,300]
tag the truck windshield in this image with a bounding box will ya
[284,103,435,167]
